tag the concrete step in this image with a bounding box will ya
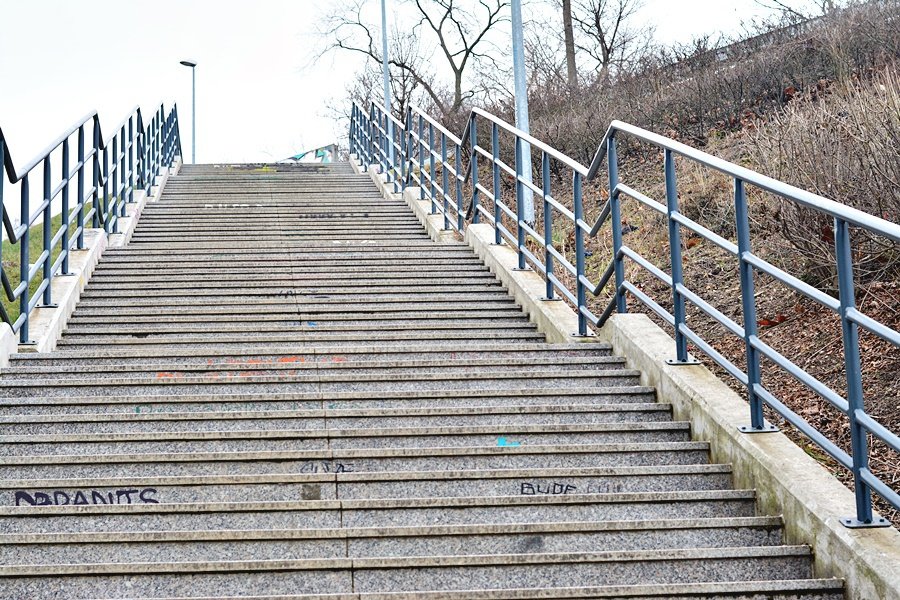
[0,490,760,532]
[0,441,710,480]
[0,546,816,597]
[0,402,670,433]
[113,580,845,600]
[0,368,642,397]
[3,465,732,505]
[0,422,689,456]
[0,355,624,377]
[0,516,782,565]
[7,342,614,366]
[0,387,654,416]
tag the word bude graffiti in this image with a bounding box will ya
[519,480,625,495]
[13,488,159,506]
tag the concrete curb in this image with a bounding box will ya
[598,313,900,600]
[1,158,182,361]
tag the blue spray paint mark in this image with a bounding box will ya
[308,321,318,327]
[497,437,521,447]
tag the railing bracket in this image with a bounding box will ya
[540,297,562,302]
[665,358,701,366]
[841,516,891,529]
[37,304,59,309]
[738,423,780,433]
[570,332,596,338]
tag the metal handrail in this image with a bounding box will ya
[350,97,900,528]
[0,103,182,342]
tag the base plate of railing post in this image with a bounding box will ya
[512,267,531,272]
[841,516,891,528]
[738,423,780,433]
[37,303,59,309]
[540,297,562,302]
[570,332,595,338]
[665,358,702,366]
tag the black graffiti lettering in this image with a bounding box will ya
[72,491,88,505]
[53,491,70,505]
[91,491,108,504]
[116,489,138,504]
[520,482,536,495]
[14,491,36,506]
[519,481,577,496]
[33,492,52,505]
[139,488,159,504]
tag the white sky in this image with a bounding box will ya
[1,0,776,167]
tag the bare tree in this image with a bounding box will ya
[562,0,578,87]
[320,0,509,118]
[569,0,653,81]
[755,0,840,22]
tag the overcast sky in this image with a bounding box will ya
[1,0,777,167]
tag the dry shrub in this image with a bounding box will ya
[742,66,900,288]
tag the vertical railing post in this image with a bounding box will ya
[418,115,425,201]
[573,171,587,336]
[77,126,85,248]
[491,123,501,244]
[102,147,110,233]
[514,136,526,269]
[19,175,30,343]
[542,151,554,300]
[441,132,449,230]
[41,157,52,306]
[61,140,70,274]
[455,144,464,232]
[428,122,436,214]
[111,134,119,233]
[402,110,412,191]
[607,134,626,313]
[735,178,773,431]
[127,116,135,204]
[92,121,101,229]
[469,116,480,225]
[664,149,691,363]
[835,217,886,527]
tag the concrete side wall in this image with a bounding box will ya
[598,314,900,600]
[358,154,900,599]
[1,158,182,361]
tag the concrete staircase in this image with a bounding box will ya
[0,163,843,598]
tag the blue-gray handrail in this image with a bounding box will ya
[350,98,900,528]
[0,103,182,342]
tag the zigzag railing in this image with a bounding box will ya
[0,104,182,343]
[350,98,900,528]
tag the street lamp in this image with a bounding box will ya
[179,60,197,164]
[380,0,394,169]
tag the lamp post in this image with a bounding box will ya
[380,0,394,169]
[511,0,534,224]
[179,60,197,164]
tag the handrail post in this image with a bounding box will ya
[573,171,587,335]
[61,140,70,274]
[92,121,100,229]
[469,116,479,225]
[491,123,501,244]
[19,175,30,343]
[607,134,626,313]
[455,144,464,232]
[418,115,425,201]
[127,116,135,204]
[428,122,436,214]
[542,151,554,300]
[836,217,888,527]
[102,147,110,233]
[664,149,694,364]
[77,126,85,249]
[402,110,412,190]
[441,132,449,230]
[515,136,526,269]
[735,177,775,431]
[41,157,53,307]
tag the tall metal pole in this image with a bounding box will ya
[180,60,198,164]
[381,0,395,170]
[511,0,534,224]
[191,66,196,164]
